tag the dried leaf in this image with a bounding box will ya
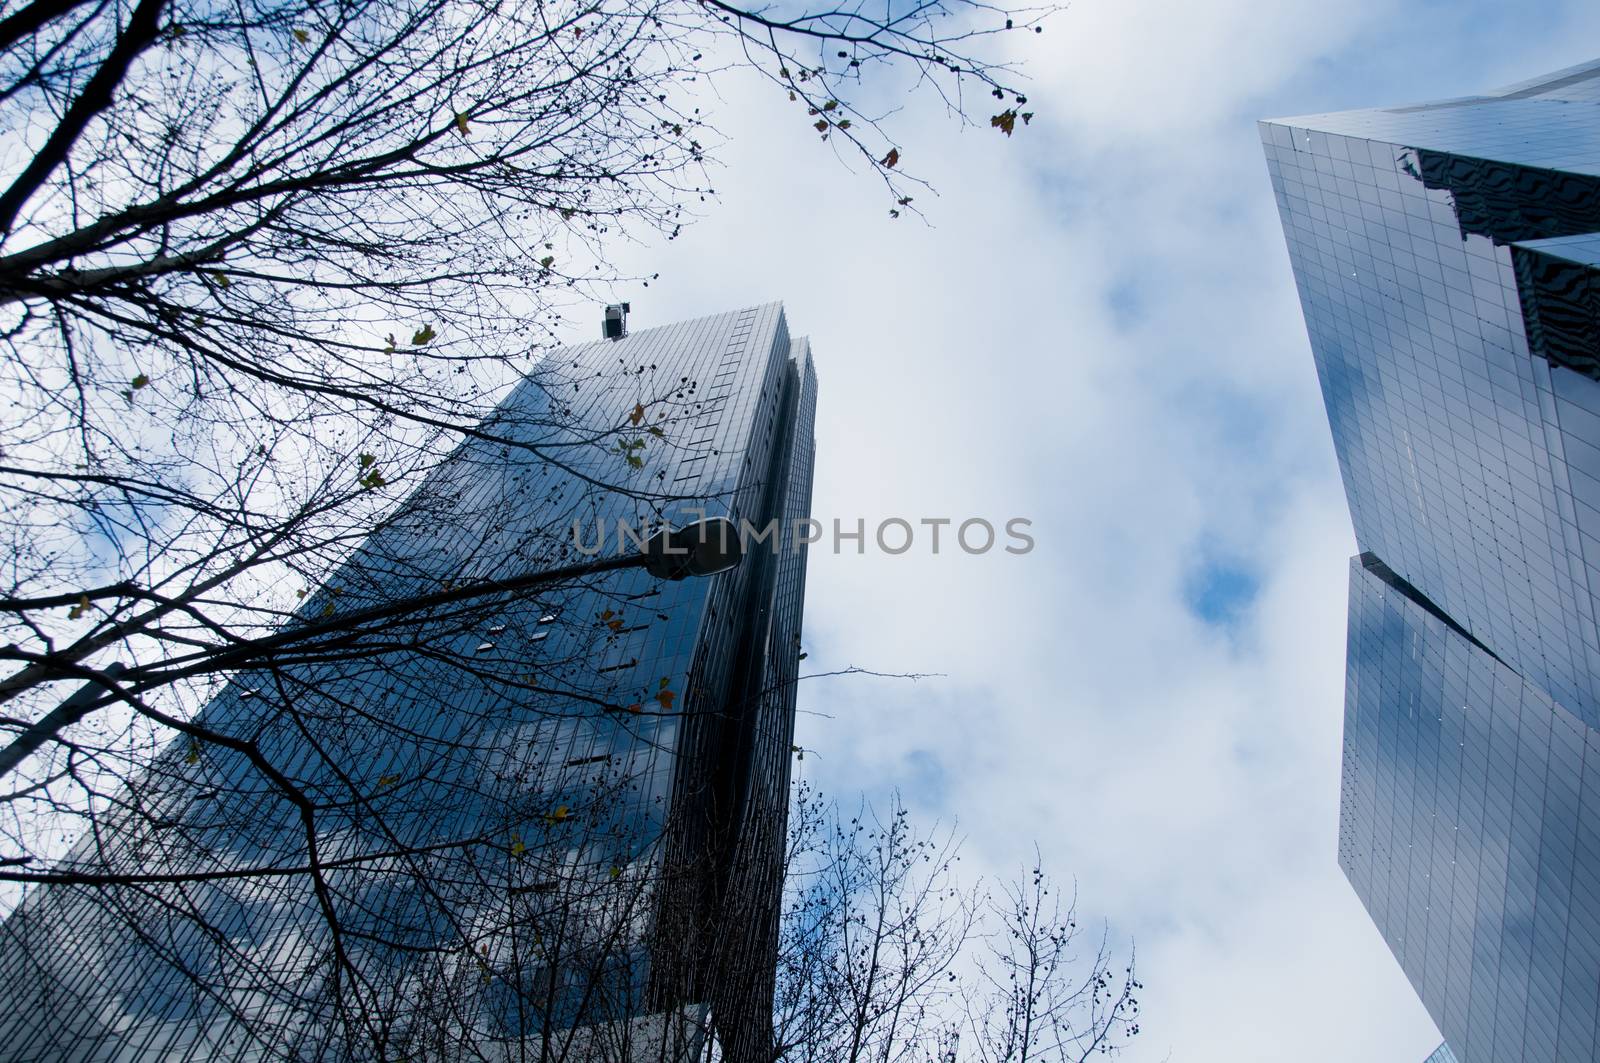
[630,402,645,426]
[882,148,899,168]
[991,110,1017,136]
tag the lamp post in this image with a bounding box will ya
[0,518,745,781]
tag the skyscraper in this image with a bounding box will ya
[1263,60,1600,1063]
[0,303,817,1062]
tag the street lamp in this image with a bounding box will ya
[0,518,745,781]
[640,516,743,580]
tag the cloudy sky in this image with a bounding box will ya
[577,3,1600,1060]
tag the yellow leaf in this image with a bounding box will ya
[454,111,470,137]
[185,743,200,765]
[552,805,569,820]
[511,837,525,855]
[378,773,399,787]
[67,594,90,620]
[293,28,310,42]
[990,110,1017,136]
[655,689,675,709]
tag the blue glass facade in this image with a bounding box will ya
[0,304,817,1061]
[1265,61,1600,1063]
[1425,1043,1462,1063]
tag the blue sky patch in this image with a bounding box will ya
[1185,561,1261,627]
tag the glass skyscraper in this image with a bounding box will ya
[0,303,817,1062]
[1263,60,1600,1063]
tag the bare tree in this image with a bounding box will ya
[0,0,1053,874]
[764,786,1143,1063]
[773,788,972,1063]
[0,0,1065,1057]
[964,856,1142,1062]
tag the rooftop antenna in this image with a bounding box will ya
[602,303,630,340]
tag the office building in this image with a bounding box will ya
[0,303,817,1062]
[1264,59,1600,1063]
